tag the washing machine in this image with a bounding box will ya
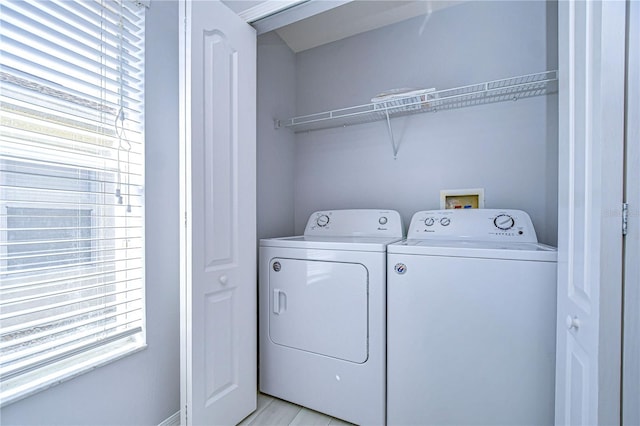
[259,209,403,425]
[387,209,557,426]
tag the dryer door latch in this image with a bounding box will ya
[273,289,287,315]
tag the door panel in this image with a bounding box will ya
[204,290,235,401]
[268,258,368,363]
[203,29,236,268]
[565,338,589,424]
[180,1,257,425]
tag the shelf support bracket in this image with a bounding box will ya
[384,109,400,159]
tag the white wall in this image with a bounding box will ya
[0,2,181,424]
[257,32,297,239]
[290,1,559,245]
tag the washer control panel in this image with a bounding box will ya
[305,209,404,238]
[408,209,538,242]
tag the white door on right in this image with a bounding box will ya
[623,1,640,424]
[555,1,625,424]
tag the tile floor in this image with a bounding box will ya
[238,394,355,426]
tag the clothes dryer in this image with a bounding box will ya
[387,209,557,425]
[260,209,403,425]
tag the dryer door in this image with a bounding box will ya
[268,258,368,363]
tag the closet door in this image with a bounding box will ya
[623,1,640,424]
[179,1,257,425]
[555,1,625,424]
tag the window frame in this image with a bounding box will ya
[0,0,147,406]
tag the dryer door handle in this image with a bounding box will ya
[273,289,286,315]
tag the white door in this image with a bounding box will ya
[555,1,625,424]
[623,1,640,423]
[179,1,257,425]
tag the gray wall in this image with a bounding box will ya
[0,2,181,424]
[287,1,558,245]
[257,32,297,239]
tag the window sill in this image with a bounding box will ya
[0,339,147,407]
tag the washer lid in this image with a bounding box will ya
[388,239,557,262]
[260,235,403,252]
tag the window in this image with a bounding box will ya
[0,0,145,405]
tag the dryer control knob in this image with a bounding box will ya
[440,217,451,226]
[316,214,330,227]
[424,217,435,227]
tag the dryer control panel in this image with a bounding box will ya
[407,209,538,242]
[304,209,404,238]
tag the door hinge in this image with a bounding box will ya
[184,211,188,228]
[623,202,629,236]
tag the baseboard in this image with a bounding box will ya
[158,411,180,426]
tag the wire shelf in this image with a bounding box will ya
[276,70,558,133]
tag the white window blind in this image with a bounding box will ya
[0,0,145,405]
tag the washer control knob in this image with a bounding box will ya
[316,214,330,227]
[379,216,388,225]
[424,217,435,227]
[494,214,515,230]
[440,217,451,226]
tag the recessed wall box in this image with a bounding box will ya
[440,188,485,209]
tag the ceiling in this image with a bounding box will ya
[221,0,463,53]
